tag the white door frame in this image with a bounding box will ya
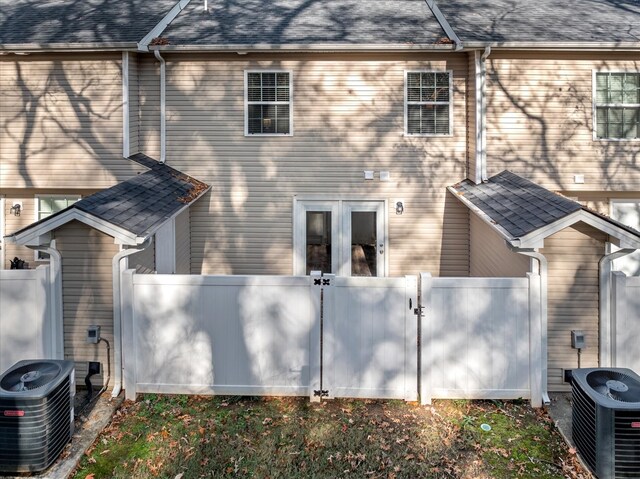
[293,198,388,277]
[341,201,386,277]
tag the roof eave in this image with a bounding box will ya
[446,186,517,244]
[150,43,457,53]
[460,41,640,51]
[0,42,139,53]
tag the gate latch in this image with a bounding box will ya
[313,389,329,397]
[409,298,425,318]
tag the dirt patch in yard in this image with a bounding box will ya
[72,395,590,479]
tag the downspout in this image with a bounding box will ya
[153,50,166,163]
[27,242,63,360]
[599,247,635,368]
[111,237,152,398]
[478,46,491,182]
[508,245,550,406]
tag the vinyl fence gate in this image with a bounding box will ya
[122,271,418,402]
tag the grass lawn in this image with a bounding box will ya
[73,395,589,479]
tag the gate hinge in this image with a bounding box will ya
[313,389,329,397]
[413,306,425,317]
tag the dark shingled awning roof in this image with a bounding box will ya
[8,154,209,242]
[449,170,640,241]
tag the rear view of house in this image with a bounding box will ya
[1,0,639,406]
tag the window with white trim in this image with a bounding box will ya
[35,195,79,260]
[595,72,640,139]
[405,71,452,135]
[245,71,291,135]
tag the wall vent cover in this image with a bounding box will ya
[0,360,75,473]
[572,368,640,479]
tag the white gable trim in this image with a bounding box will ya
[5,209,142,246]
[515,210,640,249]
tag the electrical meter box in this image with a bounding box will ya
[86,325,101,344]
[571,330,585,349]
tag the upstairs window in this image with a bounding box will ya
[245,71,292,135]
[405,71,452,136]
[595,72,640,140]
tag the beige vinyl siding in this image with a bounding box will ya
[485,51,640,191]
[175,209,191,274]
[1,189,96,269]
[469,214,530,277]
[541,223,606,392]
[466,52,477,183]
[2,196,36,269]
[55,221,118,387]
[139,56,161,159]
[0,53,146,189]
[129,53,140,154]
[140,53,469,276]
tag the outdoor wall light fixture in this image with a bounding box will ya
[9,202,21,216]
[395,201,404,215]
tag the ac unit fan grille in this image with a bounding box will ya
[614,410,640,478]
[572,381,597,472]
[0,362,61,392]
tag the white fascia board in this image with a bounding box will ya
[138,0,191,52]
[7,209,140,246]
[152,43,457,53]
[0,43,137,52]
[446,186,516,243]
[423,0,463,49]
[460,41,640,51]
[517,210,640,249]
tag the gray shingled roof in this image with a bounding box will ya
[450,170,640,240]
[436,0,640,44]
[0,0,178,47]
[9,154,209,240]
[160,0,448,47]
[450,171,580,238]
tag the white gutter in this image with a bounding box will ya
[27,243,64,360]
[599,248,636,369]
[460,41,640,51]
[111,237,152,398]
[508,245,550,406]
[137,0,191,52]
[152,43,457,53]
[424,0,463,50]
[154,50,167,164]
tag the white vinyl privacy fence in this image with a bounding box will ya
[121,270,542,405]
[612,272,640,373]
[420,273,542,407]
[0,266,60,373]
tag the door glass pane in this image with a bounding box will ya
[351,211,377,277]
[306,211,331,274]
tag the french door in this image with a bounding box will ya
[294,200,386,277]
